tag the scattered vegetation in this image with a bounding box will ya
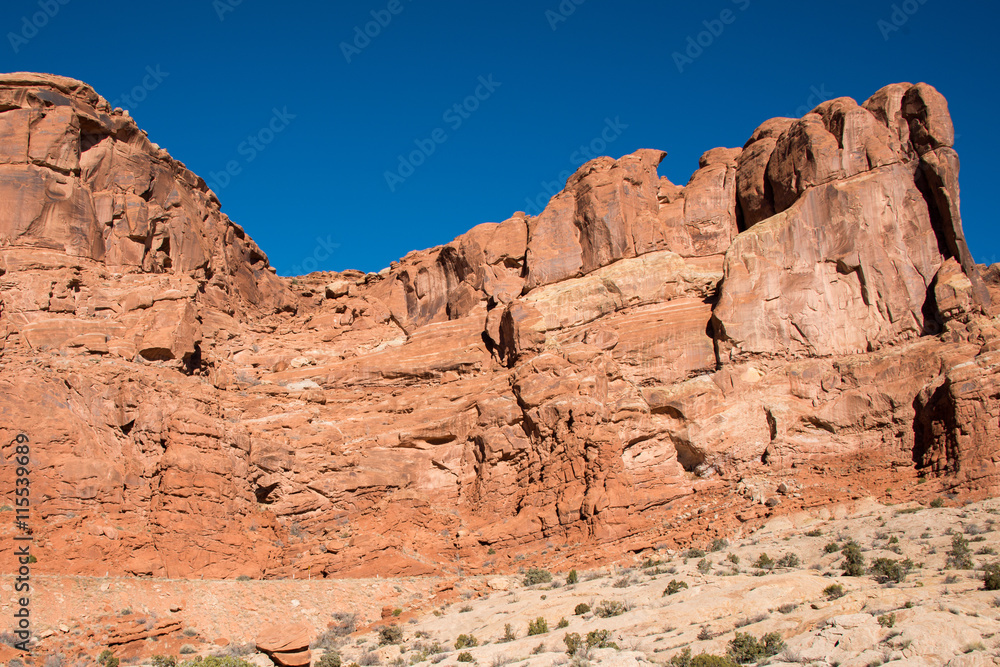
[593,599,627,618]
[527,617,548,636]
[777,553,800,568]
[869,557,914,584]
[379,625,403,645]
[97,651,119,667]
[455,634,478,649]
[664,579,689,596]
[947,534,974,570]
[667,648,739,667]
[823,583,846,600]
[522,568,552,586]
[726,632,786,664]
[842,541,865,576]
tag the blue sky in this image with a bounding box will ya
[3,0,998,275]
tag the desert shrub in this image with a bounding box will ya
[947,534,974,569]
[456,653,474,663]
[612,575,635,588]
[566,569,578,585]
[179,646,196,655]
[824,542,840,554]
[178,660,256,667]
[315,650,342,667]
[499,623,516,642]
[668,649,739,667]
[753,553,774,570]
[726,632,785,664]
[710,538,728,552]
[98,651,119,667]
[151,658,177,667]
[869,557,913,583]
[527,617,548,636]
[777,603,797,614]
[823,583,846,600]
[777,553,800,568]
[459,605,473,613]
[379,625,403,645]
[842,541,865,576]
[585,629,618,649]
[522,568,552,586]
[556,617,569,629]
[697,558,711,574]
[877,613,896,628]
[930,497,945,508]
[686,548,707,558]
[455,634,478,649]
[805,528,823,537]
[358,652,380,667]
[697,626,714,641]
[574,602,591,615]
[727,553,740,565]
[663,579,688,596]
[563,633,583,656]
[594,599,626,618]
[983,561,1000,590]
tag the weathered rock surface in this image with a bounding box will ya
[0,75,996,580]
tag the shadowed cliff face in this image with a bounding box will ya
[0,73,996,580]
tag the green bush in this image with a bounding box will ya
[573,602,591,615]
[98,650,119,667]
[454,634,478,649]
[585,629,618,649]
[594,599,626,618]
[527,617,548,636]
[877,613,895,628]
[805,528,823,537]
[930,497,945,508]
[686,548,707,558]
[500,623,516,642]
[726,632,785,664]
[566,569,579,585]
[824,542,840,554]
[379,625,403,645]
[556,617,569,629]
[315,651,342,667]
[668,649,740,667]
[663,579,689,596]
[947,534,974,569]
[842,541,865,576]
[983,561,1000,590]
[151,658,177,667]
[823,583,846,600]
[869,557,913,583]
[522,568,552,586]
[753,553,774,570]
[710,538,728,552]
[456,652,474,663]
[777,553,800,568]
[563,633,583,656]
[697,558,711,574]
[178,659,256,667]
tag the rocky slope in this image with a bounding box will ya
[0,73,997,581]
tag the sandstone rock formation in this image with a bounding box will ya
[0,74,996,580]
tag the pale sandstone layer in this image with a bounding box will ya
[0,73,996,580]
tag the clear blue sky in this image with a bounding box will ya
[3,0,998,275]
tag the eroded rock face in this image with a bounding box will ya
[0,75,996,580]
